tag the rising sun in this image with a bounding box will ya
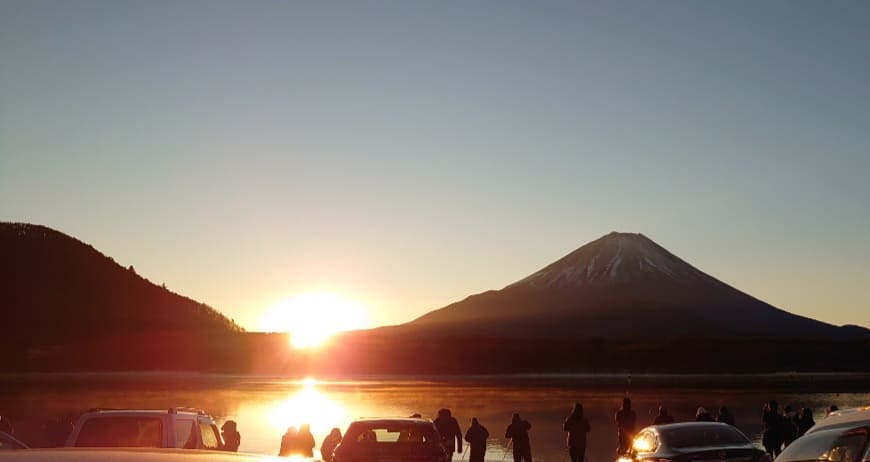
[259,292,370,348]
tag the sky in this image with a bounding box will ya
[1,0,868,331]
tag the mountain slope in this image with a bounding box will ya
[0,222,241,347]
[405,232,866,339]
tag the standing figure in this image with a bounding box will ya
[695,407,714,422]
[615,398,636,455]
[762,400,784,458]
[564,403,591,462]
[505,413,532,462]
[321,428,343,462]
[221,420,241,452]
[279,426,297,457]
[653,406,675,425]
[464,417,490,462]
[297,423,316,457]
[797,408,815,437]
[434,409,463,462]
[716,407,735,426]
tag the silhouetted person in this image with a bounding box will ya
[0,415,13,435]
[782,406,798,447]
[221,420,241,452]
[321,428,343,462]
[505,413,532,462]
[762,400,784,458]
[615,398,636,455]
[465,417,490,462]
[564,403,591,462]
[695,407,714,422]
[434,408,463,462]
[797,408,815,437]
[279,426,297,457]
[410,413,423,418]
[653,406,675,425]
[716,407,735,426]
[297,423,315,457]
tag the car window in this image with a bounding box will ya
[199,422,221,449]
[75,417,163,447]
[778,427,868,462]
[175,419,195,448]
[346,423,440,444]
[661,425,750,449]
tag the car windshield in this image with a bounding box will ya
[345,422,440,444]
[661,425,750,449]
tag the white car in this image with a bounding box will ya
[65,407,225,450]
[776,406,870,462]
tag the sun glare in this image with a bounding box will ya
[260,293,370,349]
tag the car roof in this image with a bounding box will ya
[645,422,736,432]
[350,418,433,425]
[0,448,279,462]
[807,406,870,434]
[82,409,213,418]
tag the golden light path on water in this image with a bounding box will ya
[268,378,347,432]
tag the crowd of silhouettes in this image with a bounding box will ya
[760,400,828,458]
[280,423,316,457]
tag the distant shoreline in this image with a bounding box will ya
[1,371,868,392]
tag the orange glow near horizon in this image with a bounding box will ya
[259,292,370,349]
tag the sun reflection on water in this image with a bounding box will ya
[269,378,347,434]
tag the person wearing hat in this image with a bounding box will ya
[695,407,714,422]
[221,420,241,452]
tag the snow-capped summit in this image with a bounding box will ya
[508,232,707,289]
[402,232,869,340]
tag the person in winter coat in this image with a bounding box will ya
[464,417,490,462]
[716,407,735,426]
[221,420,241,452]
[653,406,675,425]
[434,408,463,462]
[297,423,315,458]
[564,403,591,462]
[279,427,297,457]
[615,398,637,455]
[762,400,784,458]
[505,413,532,462]
[797,408,815,437]
[695,407,714,422]
[321,428,343,462]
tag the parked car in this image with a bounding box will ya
[332,418,446,462]
[65,408,224,450]
[776,406,870,462]
[0,431,28,450]
[618,422,769,462]
[0,448,278,461]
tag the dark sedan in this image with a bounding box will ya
[332,418,447,462]
[619,422,769,462]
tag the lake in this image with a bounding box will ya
[1,374,868,462]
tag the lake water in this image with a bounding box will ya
[1,374,868,462]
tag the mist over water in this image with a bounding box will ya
[1,375,867,462]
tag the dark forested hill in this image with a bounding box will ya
[0,222,241,351]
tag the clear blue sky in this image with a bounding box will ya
[2,0,868,330]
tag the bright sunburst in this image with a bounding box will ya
[259,292,369,348]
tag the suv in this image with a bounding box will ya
[65,407,224,450]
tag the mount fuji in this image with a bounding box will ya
[402,232,867,339]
